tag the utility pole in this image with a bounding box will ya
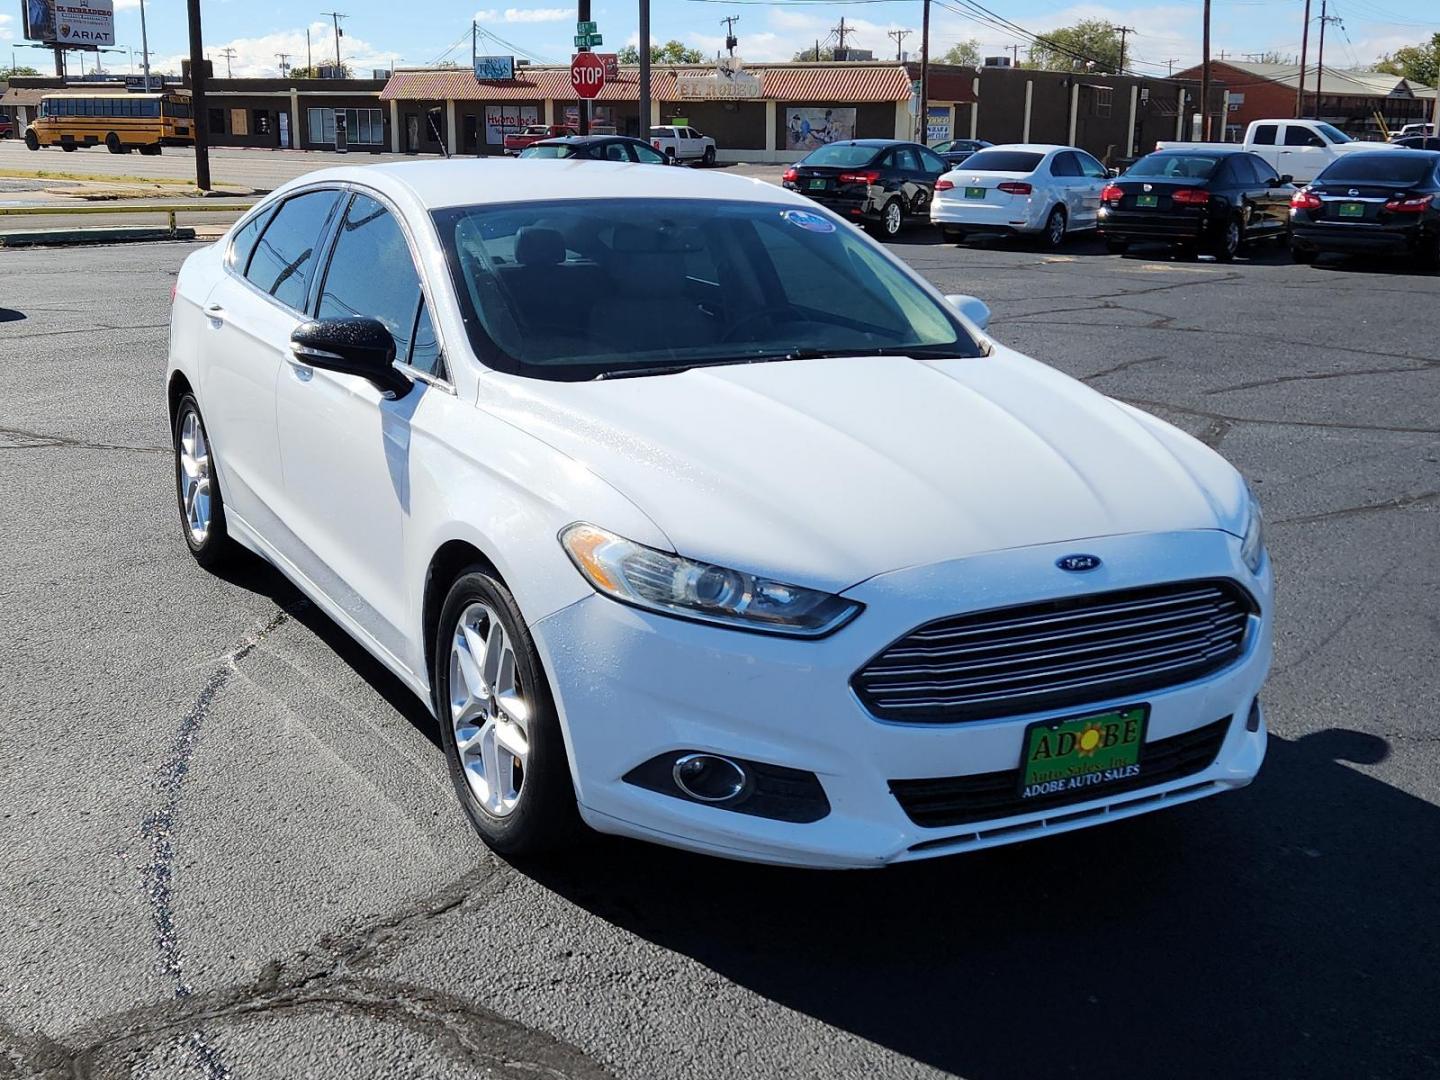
[918,0,930,142]
[220,46,237,78]
[185,0,210,190]
[471,20,477,69]
[577,0,590,134]
[888,29,911,62]
[321,11,346,72]
[1011,44,1020,66]
[833,17,852,57]
[1115,26,1134,74]
[276,52,291,77]
[720,15,739,58]
[639,0,651,139]
[1313,0,1339,120]
[306,28,312,73]
[1165,57,1177,76]
[1199,0,1212,139]
[138,0,153,88]
[1295,0,1311,117]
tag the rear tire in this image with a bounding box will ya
[172,393,236,571]
[870,198,904,239]
[1290,244,1317,264]
[1209,217,1242,262]
[434,570,579,857]
[940,225,966,244]
[24,130,39,151]
[1039,205,1066,249]
[1416,232,1440,271]
[139,144,162,156]
[1105,237,1129,254]
[60,141,75,153]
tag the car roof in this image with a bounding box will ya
[972,144,1071,154]
[280,159,806,211]
[830,139,915,148]
[1148,147,1248,156]
[1342,148,1440,160]
[534,135,643,145]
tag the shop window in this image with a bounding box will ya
[207,108,226,135]
[253,110,271,136]
[230,109,249,137]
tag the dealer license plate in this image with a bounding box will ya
[808,178,827,191]
[964,186,986,199]
[1019,705,1148,800]
[1338,202,1365,218]
[1136,194,1159,208]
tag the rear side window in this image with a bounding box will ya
[1251,124,1277,146]
[603,141,629,161]
[227,206,275,274]
[1317,154,1436,185]
[961,150,1044,173]
[317,193,425,365]
[245,189,341,309]
[1050,152,1082,177]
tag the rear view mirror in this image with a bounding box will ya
[945,294,991,331]
[290,318,411,398]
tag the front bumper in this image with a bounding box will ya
[532,529,1273,868]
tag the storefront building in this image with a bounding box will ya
[379,62,915,163]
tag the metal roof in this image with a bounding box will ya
[380,63,912,104]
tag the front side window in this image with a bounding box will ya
[603,141,629,161]
[245,189,341,309]
[918,148,948,174]
[894,147,920,171]
[1077,152,1108,179]
[317,193,427,366]
[433,197,979,380]
[632,143,665,164]
[519,144,573,158]
[1284,125,1325,147]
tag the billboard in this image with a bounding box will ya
[23,0,114,45]
[473,55,515,81]
[785,107,855,151]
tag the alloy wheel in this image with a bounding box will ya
[884,200,902,235]
[177,408,212,545]
[1223,220,1241,259]
[1047,208,1065,246]
[449,602,531,818]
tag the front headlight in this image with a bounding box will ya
[1240,487,1266,574]
[560,523,862,637]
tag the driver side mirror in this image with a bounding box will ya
[945,294,991,331]
[1106,167,1120,178]
[1277,174,1293,185]
[290,318,411,398]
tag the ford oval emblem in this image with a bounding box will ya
[1056,554,1102,573]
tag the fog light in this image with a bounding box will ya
[1246,699,1263,732]
[672,753,748,803]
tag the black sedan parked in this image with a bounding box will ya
[1289,150,1440,268]
[930,138,993,167]
[1391,136,1440,151]
[1097,148,1295,261]
[782,139,949,238]
[518,135,670,164]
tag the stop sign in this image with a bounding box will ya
[571,52,606,99]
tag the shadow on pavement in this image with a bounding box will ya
[520,727,1440,1080]
[0,308,26,322]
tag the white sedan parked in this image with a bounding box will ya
[169,160,1271,867]
[931,143,1111,246]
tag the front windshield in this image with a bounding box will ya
[518,145,575,159]
[1126,153,1221,180]
[1316,123,1350,144]
[433,198,979,380]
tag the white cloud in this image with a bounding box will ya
[151,21,394,78]
[113,0,142,11]
[474,7,570,24]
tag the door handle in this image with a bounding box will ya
[204,302,224,327]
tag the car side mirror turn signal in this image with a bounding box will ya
[290,318,411,398]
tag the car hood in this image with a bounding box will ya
[478,349,1246,593]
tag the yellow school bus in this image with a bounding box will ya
[25,91,194,155]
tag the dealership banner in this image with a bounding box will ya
[23,0,114,45]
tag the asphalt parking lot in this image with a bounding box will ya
[2,231,1437,1080]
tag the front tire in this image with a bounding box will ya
[434,570,578,857]
[1039,205,1067,249]
[701,145,716,167]
[172,393,235,570]
[24,130,39,151]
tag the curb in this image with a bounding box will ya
[0,225,198,247]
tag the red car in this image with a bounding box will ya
[0,114,14,139]
[502,124,576,156]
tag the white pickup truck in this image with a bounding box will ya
[1157,119,1397,183]
[649,125,717,166]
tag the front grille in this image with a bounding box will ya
[891,716,1232,828]
[852,580,1255,723]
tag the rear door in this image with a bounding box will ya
[1247,123,1281,173]
[199,189,342,529]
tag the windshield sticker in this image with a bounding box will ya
[780,209,836,234]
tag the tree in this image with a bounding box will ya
[1027,19,1124,74]
[937,40,981,67]
[793,45,833,61]
[617,40,705,65]
[1374,34,1439,86]
[2,65,42,78]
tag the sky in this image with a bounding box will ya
[0,0,1434,82]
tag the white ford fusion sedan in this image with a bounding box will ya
[167,159,1271,868]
